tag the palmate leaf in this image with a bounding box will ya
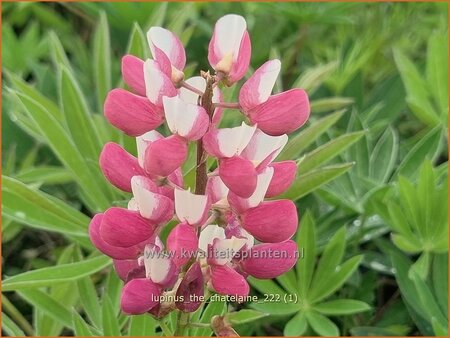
[191,299,227,336]
[305,311,339,337]
[2,255,111,291]
[313,299,371,315]
[102,295,121,336]
[284,311,308,336]
[1,312,26,337]
[369,125,398,183]
[128,314,157,336]
[12,92,111,211]
[14,166,73,185]
[72,311,95,336]
[93,11,112,114]
[225,310,268,325]
[281,163,354,201]
[279,109,346,161]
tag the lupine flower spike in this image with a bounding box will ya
[91,13,310,332]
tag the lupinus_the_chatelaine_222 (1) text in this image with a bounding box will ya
[89,13,310,334]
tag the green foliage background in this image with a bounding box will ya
[1,2,448,337]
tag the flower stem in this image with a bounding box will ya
[174,311,190,336]
[180,80,204,96]
[159,319,173,336]
[213,102,241,109]
[195,74,215,195]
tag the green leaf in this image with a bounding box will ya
[102,295,121,336]
[284,311,308,336]
[16,289,73,328]
[394,48,440,125]
[293,62,337,95]
[426,32,448,116]
[129,314,157,336]
[48,31,72,71]
[72,311,94,336]
[282,163,354,200]
[5,70,62,122]
[309,255,363,303]
[311,227,346,289]
[279,109,345,161]
[310,97,354,113]
[2,312,26,337]
[126,22,149,59]
[14,166,73,185]
[225,310,268,325]
[409,271,447,326]
[2,176,90,243]
[397,126,442,178]
[77,274,102,328]
[296,211,316,299]
[2,255,111,291]
[306,311,339,336]
[192,300,227,336]
[369,126,398,182]
[432,254,449,315]
[314,299,371,315]
[13,92,110,211]
[299,131,365,173]
[93,11,112,113]
[432,317,448,336]
[59,66,102,164]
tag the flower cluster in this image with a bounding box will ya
[89,14,310,317]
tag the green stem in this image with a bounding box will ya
[188,322,211,328]
[2,296,35,336]
[174,311,190,336]
[159,319,172,336]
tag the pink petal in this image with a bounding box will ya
[131,177,174,224]
[163,96,209,141]
[136,131,164,167]
[210,265,249,297]
[99,142,145,192]
[227,167,273,213]
[241,240,298,279]
[147,27,186,71]
[219,156,257,198]
[206,175,229,204]
[104,88,164,136]
[228,30,251,85]
[100,207,156,247]
[144,135,188,177]
[143,59,178,107]
[265,161,297,197]
[113,259,139,281]
[121,55,146,96]
[167,222,199,268]
[175,262,204,312]
[247,89,310,136]
[89,214,143,259]
[203,123,256,158]
[241,200,298,243]
[239,59,281,111]
[120,278,161,314]
[241,129,288,168]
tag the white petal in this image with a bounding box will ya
[179,76,206,104]
[163,96,201,137]
[199,224,225,253]
[144,59,164,104]
[131,176,159,219]
[174,188,208,225]
[241,129,288,164]
[257,60,281,103]
[213,236,247,265]
[147,27,175,60]
[217,122,257,157]
[215,14,246,61]
[246,167,274,208]
[127,198,138,211]
[136,131,163,167]
[144,245,171,284]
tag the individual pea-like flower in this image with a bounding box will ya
[91,13,310,323]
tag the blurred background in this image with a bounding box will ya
[2,2,448,337]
